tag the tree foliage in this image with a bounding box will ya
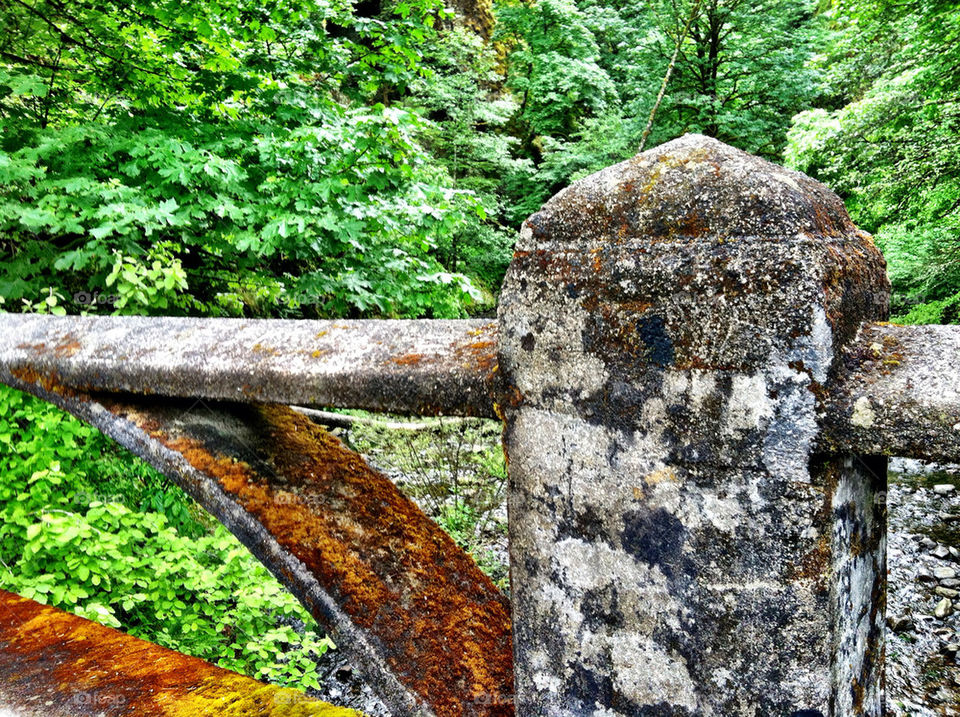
[648,0,820,157]
[496,0,617,142]
[492,0,822,202]
[785,0,960,322]
[407,27,524,290]
[0,0,482,317]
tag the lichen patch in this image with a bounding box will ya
[851,396,876,428]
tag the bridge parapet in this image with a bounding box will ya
[0,315,498,418]
[2,134,960,716]
[820,322,960,462]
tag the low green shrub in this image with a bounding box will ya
[0,384,331,690]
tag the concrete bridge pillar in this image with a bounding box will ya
[497,134,890,715]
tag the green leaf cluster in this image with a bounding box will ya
[0,384,332,691]
[489,0,823,205]
[784,0,960,322]
[0,0,484,317]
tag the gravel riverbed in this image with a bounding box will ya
[887,459,960,715]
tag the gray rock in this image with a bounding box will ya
[888,615,914,633]
[891,458,936,474]
[935,567,958,580]
[935,587,960,599]
[935,598,954,619]
[934,484,957,495]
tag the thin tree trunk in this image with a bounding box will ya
[639,0,704,153]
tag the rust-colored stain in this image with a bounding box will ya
[52,333,83,358]
[18,336,84,359]
[451,323,498,378]
[54,340,83,357]
[378,325,498,380]
[787,533,831,592]
[389,352,426,366]
[0,589,361,716]
[453,340,497,375]
[591,247,603,274]
[10,366,80,399]
[101,401,515,717]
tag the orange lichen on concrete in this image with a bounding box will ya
[252,343,280,356]
[9,366,80,399]
[247,407,513,717]
[788,534,832,592]
[105,400,514,716]
[0,589,361,716]
[454,340,497,374]
[52,334,83,358]
[389,352,426,366]
[451,323,499,378]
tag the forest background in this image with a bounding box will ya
[0,0,956,696]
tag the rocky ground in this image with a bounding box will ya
[308,648,390,715]
[299,421,960,715]
[887,459,960,715]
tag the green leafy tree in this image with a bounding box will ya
[0,0,482,318]
[495,0,617,147]
[407,27,529,292]
[648,0,821,157]
[501,0,822,200]
[785,0,960,322]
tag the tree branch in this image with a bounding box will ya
[639,0,705,152]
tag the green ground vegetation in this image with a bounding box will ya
[0,384,332,690]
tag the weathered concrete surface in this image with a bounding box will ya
[0,315,497,418]
[820,322,960,463]
[497,134,889,715]
[2,375,513,717]
[0,589,360,716]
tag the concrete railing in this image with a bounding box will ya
[2,134,959,716]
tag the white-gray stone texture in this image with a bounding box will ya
[496,134,889,716]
